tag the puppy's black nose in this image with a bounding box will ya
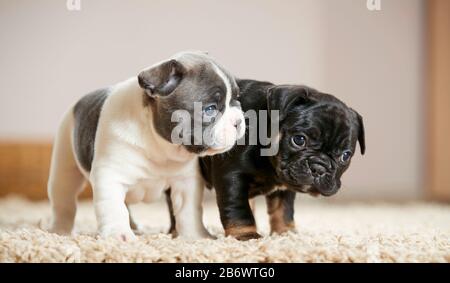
[308,156,332,176]
[310,163,327,176]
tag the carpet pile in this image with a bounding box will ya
[0,196,449,263]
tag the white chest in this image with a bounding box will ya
[124,157,199,204]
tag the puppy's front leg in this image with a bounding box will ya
[266,190,296,234]
[216,175,261,241]
[91,170,136,241]
[170,177,212,239]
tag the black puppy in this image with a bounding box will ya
[167,80,365,240]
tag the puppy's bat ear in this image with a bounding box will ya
[267,85,316,122]
[352,110,366,155]
[138,59,186,97]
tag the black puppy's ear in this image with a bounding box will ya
[353,110,366,155]
[138,59,186,96]
[267,85,315,122]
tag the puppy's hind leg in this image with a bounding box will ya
[164,188,177,237]
[266,190,297,235]
[47,111,86,235]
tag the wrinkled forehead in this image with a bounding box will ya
[286,103,356,140]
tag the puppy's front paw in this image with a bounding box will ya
[177,228,216,240]
[225,225,261,241]
[47,225,73,236]
[100,226,137,242]
[270,222,297,235]
[235,232,262,241]
[46,219,73,236]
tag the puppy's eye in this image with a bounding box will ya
[291,135,306,148]
[341,150,352,163]
[203,104,218,117]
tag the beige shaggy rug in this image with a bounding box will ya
[0,195,449,263]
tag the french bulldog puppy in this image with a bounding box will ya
[47,51,245,241]
[166,79,365,240]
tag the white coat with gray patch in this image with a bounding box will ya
[47,51,245,241]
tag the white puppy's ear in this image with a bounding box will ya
[138,59,186,96]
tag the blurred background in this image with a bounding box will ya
[0,0,448,202]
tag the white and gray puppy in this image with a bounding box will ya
[47,51,245,240]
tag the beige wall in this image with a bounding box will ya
[0,0,425,199]
[319,0,425,200]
